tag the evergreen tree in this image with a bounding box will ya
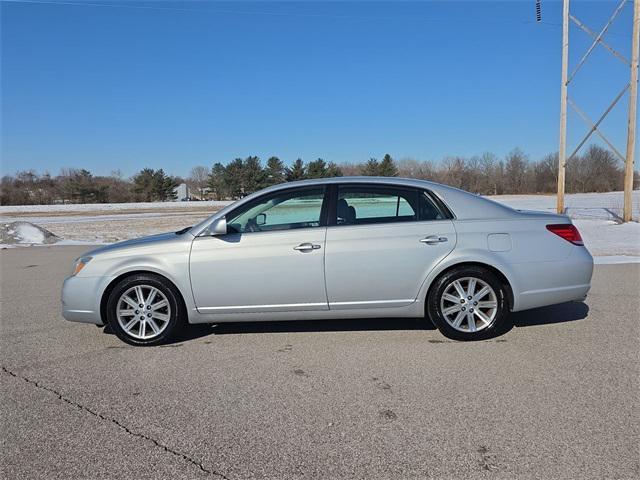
[325,162,343,177]
[224,158,245,199]
[242,156,267,194]
[132,168,178,201]
[378,154,398,177]
[132,168,156,202]
[70,169,97,203]
[156,169,178,201]
[207,163,227,200]
[285,159,306,181]
[306,158,327,179]
[265,156,286,185]
[361,158,380,176]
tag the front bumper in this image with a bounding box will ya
[61,275,112,325]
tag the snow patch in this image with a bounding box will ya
[0,222,60,245]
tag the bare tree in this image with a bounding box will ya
[504,149,529,194]
[188,165,210,200]
[533,153,558,193]
[397,158,436,180]
[440,156,467,189]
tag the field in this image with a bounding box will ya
[1,191,639,260]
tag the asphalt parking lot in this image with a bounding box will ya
[1,245,639,479]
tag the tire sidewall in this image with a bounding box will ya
[427,266,508,341]
[106,274,182,346]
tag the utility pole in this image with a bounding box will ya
[555,0,638,220]
[557,0,569,214]
[624,0,639,222]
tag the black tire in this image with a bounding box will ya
[106,273,185,346]
[427,265,509,341]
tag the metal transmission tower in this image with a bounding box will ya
[556,0,639,221]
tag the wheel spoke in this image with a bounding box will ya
[452,310,466,328]
[442,293,460,303]
[474,309,492,326]
[139,320,146,338]
[146,288,158,306]
[466,278,477,297]
[475,286,491,300]
[152,312,169,322]
[118,309,136,317]
[453,280,466,298]
[478,301,497,309]
[122,295,138,309]
[443,305,462,316]
[151,300,168,311]
[467,313,476,332]
[146,317,160,334]
[123,317,139,332]
[134,286,145,304]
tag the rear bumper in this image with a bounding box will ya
[61,275,111,325]
[512,246,594,312]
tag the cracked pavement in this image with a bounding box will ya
[1,246,639,479]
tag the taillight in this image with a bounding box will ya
[546,224,584,246]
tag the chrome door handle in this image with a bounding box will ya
[420,235,448,245]
[293,243,321,251]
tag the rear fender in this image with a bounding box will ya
[415,249,520,311]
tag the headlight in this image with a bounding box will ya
[72,256,92,276]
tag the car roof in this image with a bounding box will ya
[214,176,519,222]
[266,176,520,219]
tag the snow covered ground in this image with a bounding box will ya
[488,191,639,221]
[1,191,638,262]
[0,200,230,214]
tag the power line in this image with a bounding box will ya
[0,0,552,26]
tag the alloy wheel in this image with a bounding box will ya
[439,277,498,333]
[116,285,171,340]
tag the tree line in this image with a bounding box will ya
[1,145,636,205]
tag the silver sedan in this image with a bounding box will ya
[62,177,593,345]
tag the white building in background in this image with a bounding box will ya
[173,183,190,201]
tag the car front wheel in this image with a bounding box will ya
[106,273,184,346]
[427,266,508,340]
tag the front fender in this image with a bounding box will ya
[78,238,198,323]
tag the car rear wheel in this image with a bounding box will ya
[427,266,508,340]
[106,273,184,346]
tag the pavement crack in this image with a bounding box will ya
[2,365,229,479]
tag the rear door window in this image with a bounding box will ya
[335,185,443,225]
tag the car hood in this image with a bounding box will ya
[84,231,192,257]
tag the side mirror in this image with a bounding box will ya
[209,216,227,236]
[256,213,267,226]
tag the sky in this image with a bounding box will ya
[0,0,636,177]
